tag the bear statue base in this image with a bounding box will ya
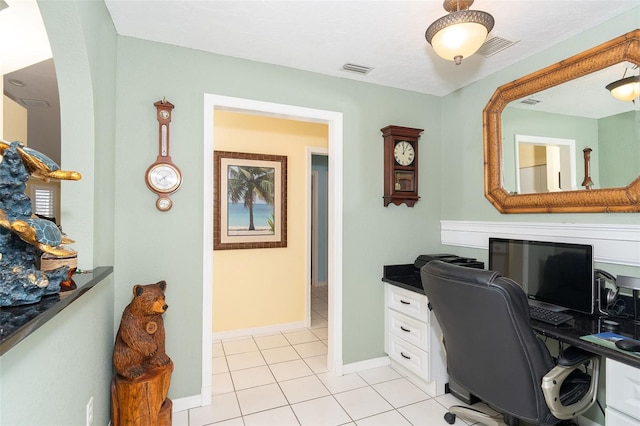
[111,361,173,426]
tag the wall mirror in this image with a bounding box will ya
[484,29,640,213]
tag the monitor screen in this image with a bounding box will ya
[488,238,594,314]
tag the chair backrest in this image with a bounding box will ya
[421,260,557,425]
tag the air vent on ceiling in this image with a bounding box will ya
[477,36,518,58]
[20,98,50,108]
[342,63,374,75]
[520,98,541,106]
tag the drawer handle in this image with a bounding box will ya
[400,352,411,360]
[400,299,411,305]
[400,326,411,333]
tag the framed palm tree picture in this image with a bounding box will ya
[214,151,287,250]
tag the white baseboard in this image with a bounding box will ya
[441,220,640,267]
[212,320,307,341]
[172,394,204,413]
[341,356,390,375]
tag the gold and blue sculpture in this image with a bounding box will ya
[0,140,81,306]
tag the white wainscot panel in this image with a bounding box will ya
[441,221,640,267]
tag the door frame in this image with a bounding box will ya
[201,94,344,404]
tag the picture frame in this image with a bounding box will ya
[214,151,287,250]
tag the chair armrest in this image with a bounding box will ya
[541,349,600,420]
[557,346,598,367]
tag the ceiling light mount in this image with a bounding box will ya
[425,0,494,65]
[442,0,475,13]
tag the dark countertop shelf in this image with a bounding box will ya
[0,266,113,356]
[382,264,425,294]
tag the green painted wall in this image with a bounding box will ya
[0,278,115,425]
[112,35,443,397]
[598,110,640,188]
[2,2,638,424]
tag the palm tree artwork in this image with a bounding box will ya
[227,165,275,233]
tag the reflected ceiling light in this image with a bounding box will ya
[606,75,640,102]
[8,78,25,87]
[425,0,494,65]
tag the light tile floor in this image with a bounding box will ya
[174,285,487,425]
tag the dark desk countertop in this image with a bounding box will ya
[382,264,425,294]
[382,264,640,370]
[0,266,113,356]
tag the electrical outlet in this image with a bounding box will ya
[86,396,94,426]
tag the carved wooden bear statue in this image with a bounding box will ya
[112,281,173,426]
[113,280,172,378]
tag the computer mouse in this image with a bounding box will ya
[614,338,640,352]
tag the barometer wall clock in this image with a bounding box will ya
[381,125,423,207]
[145,98,182,211]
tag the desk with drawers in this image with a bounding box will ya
[382,264,640,425]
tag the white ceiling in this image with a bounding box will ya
[103,0,640,97]
[0,0,50,75]
[3,0,638,166]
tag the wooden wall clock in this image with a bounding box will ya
[145,98,182,211]
[381,125,423,207]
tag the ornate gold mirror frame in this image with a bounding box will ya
[484,29,640,213]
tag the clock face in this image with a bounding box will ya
[394,141,415,166]
[147,164,182,193]
[159,110,170,120]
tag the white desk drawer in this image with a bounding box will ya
[606,359,640,420]
[388,334,429,380]
[387,285,429,322]
[388,310,429,349]
[606,408,640,426]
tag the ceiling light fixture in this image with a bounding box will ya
[425,0,494,65]
[8,79,25,87]
[606,75,640,102]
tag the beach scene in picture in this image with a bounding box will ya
[226,164,275,236]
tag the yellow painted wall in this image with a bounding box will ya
[519,143,547,168]
[213,110,328,332]
[3,94,28,145]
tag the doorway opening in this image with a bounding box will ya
[311,154,328,289]
[202,94,343,405]
[309,152,328,330]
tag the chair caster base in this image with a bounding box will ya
[444,412,457,424]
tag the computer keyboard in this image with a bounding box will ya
[529,305,573,326]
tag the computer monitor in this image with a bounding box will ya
[488,237,594,314]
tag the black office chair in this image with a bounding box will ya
[421,260,600,426]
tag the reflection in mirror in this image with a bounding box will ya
[514,135,576,194]
[1,1,60,220]
[502,62,639,195]
[484,29,640,213]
